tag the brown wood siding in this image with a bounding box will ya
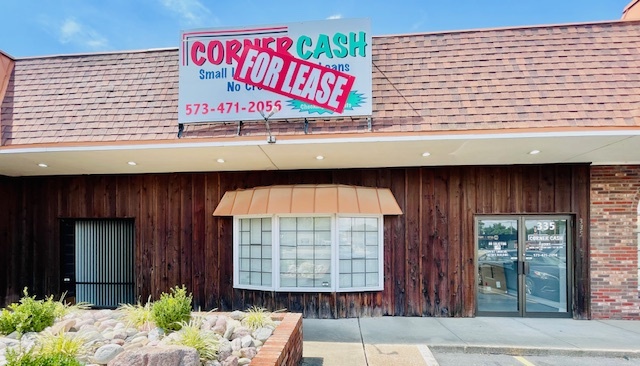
[0,164,590,318]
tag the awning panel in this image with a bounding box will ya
[213,184,403,216]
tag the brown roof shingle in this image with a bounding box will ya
[2,20,640,146]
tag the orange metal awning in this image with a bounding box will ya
[212,184,403,216]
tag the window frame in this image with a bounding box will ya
[232,213,384,293]
[233,215,275,291]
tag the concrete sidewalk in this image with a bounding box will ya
[302,317,640,366]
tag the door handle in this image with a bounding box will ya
[517,261,531,275]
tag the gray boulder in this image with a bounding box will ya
[108,345,199,366]
[93,344,124,364]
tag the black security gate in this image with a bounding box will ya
[60,219,135,308]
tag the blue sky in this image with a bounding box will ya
[0,0,632,57]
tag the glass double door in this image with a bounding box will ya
[476,216,571,317]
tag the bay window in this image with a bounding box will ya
[233,214,383,292]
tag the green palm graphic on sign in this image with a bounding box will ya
[287,91,366,115]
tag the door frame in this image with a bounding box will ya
[475,214,573,318]
[59,218,136,308]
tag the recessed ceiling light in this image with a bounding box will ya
[529,150,541,155]
[127,161,137,166]
[422,152,431,157]
[316,155,324,160]
[38,163,48,168]
[216,158,225,163]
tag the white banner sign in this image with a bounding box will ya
[178,18,372,123]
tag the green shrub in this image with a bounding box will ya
[241,306,275,330]
[117,297,154,330]
[37,331,87,359]
[169,318,219,363]
[0,288,91,336]
[5,347,82,366]
[0,288,60,335]
[151,285,192,331]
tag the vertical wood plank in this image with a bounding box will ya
[404,168,421,316]
[433,168,449,316]
[167,174,181,290]
[390,169,406,316]
[447,167,462,316]
[461,167,477,316]
[421,168,436,316]
[572,165,591,319]
[191,173,206,310]
[180,174,194,304]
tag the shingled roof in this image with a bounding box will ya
[1,19,640,147]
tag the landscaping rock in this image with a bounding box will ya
[148,327,165,341]
[253,327,273,342]
[49,318,76,334]
[221,355,239,366]
[229,311,245,321]
[94,343,125,364]
[239,347,257,359]
[108,345,199,366]
[0,309,279,366]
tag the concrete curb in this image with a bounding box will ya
[429,344,640,359]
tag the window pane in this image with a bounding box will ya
[251,259,261,270]
[298,231,314,246]
[280,259,296,273]
[365,232,378,246]
[239,271,250,284]
[262,245,272,259]
[281,277,296,287]
[340,259,351,273]
[262,273,272,286]
[315,246,331,259]
[339,245,351,259]
[338,217,351,230]
[281,247,297,259]
[365,218,378,231]
[352,232,365,246]
[365,245,378,259]
[280,232,297,246]
[352,273,366,287]
[240,245,250,257]
[366,273,379,286]
[315,231,332,245]
[340,274,352,287]
[251,246,261,257]
[352,259,365,272]
[315,217,331,230]
[262,259,272,271]
[298,217,314,230]
[240,259,250,271]
[366,259,378,272]
[315,274,331,288]
[280,217,296,230]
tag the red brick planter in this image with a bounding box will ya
[249,312,303,366]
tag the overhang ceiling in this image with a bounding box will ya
[1,130,639,177]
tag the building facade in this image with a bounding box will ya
[1,15,639,319]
